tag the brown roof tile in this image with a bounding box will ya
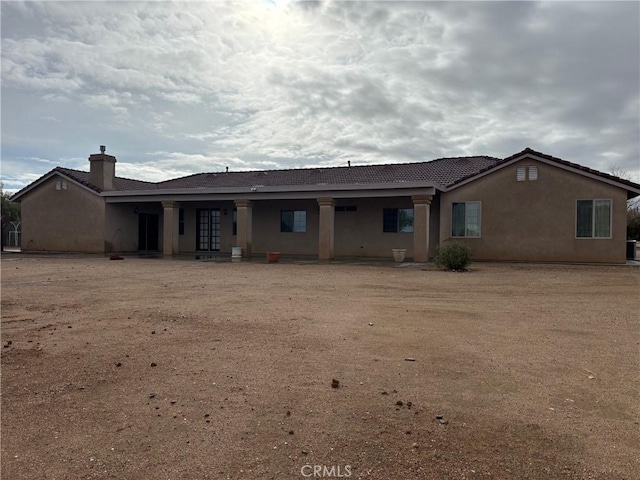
[155,156,500,190]
[56,167,157,192]
[12,149,639,199]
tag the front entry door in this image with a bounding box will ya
[196,209,221,251]
[138,213,159,251]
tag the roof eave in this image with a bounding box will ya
[10,169,101,202]
[101,180,443,197]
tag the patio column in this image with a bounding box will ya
[318,197,335,260]
[162,201,180,256]
[234,199,253,258]
[412,194,432,262]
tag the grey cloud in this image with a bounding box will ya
[1,1,638,189]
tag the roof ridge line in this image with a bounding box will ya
[161,155,501,181]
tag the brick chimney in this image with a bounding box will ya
[88,145,117,191]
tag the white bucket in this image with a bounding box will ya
[231,247,242,258]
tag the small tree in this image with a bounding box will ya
[1,183,21,249]
[1,190,20,222]
[608,166,640,241]
[628,200,640,241]
[435,242,472,271]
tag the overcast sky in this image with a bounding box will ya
[1,0,639,193]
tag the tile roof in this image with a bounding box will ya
[12,148,640,199]
[155,156,500,190]
[55,167,157,192]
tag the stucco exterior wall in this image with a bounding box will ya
[334,197,413,258]
[105,204,139,252]
[439,159,628,263]
[251,199,319,255]
[171,196,439,258]
[106,203,165,252]
[178,201,236,253]
[21,176,105,253]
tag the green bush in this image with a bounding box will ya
[435,243,472,271]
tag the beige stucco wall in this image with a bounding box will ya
[172,197,440,258]
[179,201,236,253]
[106,203,164,252]
[251,199,319,255]
[20,175,105,253]
[439,159,628,263]
[106,204,137,252]
[334,197,413,258]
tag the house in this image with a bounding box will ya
[11,147,640,263]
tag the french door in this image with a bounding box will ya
[196,209,221,251]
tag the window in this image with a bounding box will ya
[335,205,357,212]
[179,208,184,235]
[232,208,237,236]
[452,202,481,237]
[383,208,414,233]
[281,210,306,232]
[517,165,538,181]
[577,199,611,238]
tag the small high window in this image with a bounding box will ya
[517,165,538,181]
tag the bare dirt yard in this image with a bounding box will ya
[1,254,638,480]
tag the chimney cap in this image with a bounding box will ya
[100,145,106,153]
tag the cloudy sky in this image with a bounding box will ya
[1,0,639,193]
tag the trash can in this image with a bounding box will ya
[627,240,638,260]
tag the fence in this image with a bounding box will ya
[2,221,21,249]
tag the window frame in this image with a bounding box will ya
[451,201,482,238]
[280,210,307,233]
[576,199,612,239]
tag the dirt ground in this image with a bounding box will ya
[1,254,638,480]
